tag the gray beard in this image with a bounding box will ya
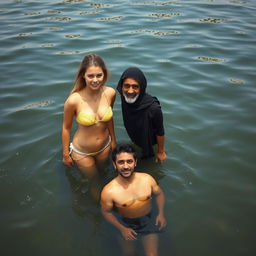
[123,93,139,104]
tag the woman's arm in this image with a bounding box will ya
[62,97,76,167]
[107,87,117,150]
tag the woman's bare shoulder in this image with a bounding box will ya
[65,92,80,106]
[104,86,116,97]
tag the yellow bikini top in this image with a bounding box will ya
[76,106,113,126]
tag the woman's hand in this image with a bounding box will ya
[63,154,74,167]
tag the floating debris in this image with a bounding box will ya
[47,27,63,31]
[24,12,41,16]
[18,33,32,37]
[154,30,179,35]
[158,1,178,5]
[199,17,228,23]
[229,78,244,84]
[197,56,226,63]
[65,34,81,38]
[131,29,178,36]
[236,31,246,35]
[97,16,123,21]
[149,13,181,18]
[40,43,55,47]
[49,16,71,21]
[47,10,61,14]
[15,100,54,111]
[90,3,113,8]
[133,1,177,5]
[79,11,98,15]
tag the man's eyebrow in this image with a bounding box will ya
[123,83,139,86]
[117,159,134,162]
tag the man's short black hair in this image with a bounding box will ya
[112,144,137,162]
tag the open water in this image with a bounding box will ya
[0,0,255,256]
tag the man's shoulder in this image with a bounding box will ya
[135,172,156,187]
[150,99,162,109]
[135,172,154,180]
[102,177,118,192]
[143,96,161,110]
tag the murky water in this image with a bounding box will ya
[1,0,255,255]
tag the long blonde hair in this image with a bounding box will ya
[71,54,109,94]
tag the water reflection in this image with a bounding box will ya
[64,161,114,212]
[64,153,170,256]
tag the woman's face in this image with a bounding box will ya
[84,65,104,90]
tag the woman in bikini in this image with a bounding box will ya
[62,54,116,179]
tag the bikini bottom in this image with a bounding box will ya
[69,136,111,160]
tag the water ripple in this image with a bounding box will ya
[1,0,256,255]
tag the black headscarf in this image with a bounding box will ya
[117,67,162,158]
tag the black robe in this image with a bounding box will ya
[117,67,164,158]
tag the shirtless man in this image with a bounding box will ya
[100,144,167,256]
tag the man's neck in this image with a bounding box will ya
[82,86,102,100]
[117,172,136,185]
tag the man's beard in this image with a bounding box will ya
[123,92,139,104]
